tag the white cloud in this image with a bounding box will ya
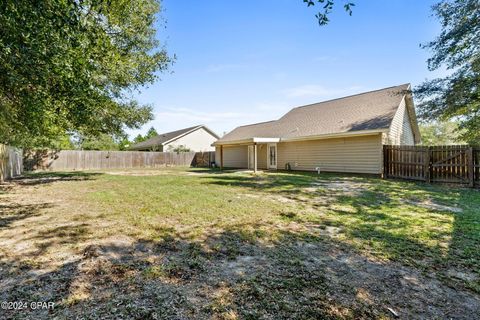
[127,84,366,139]
[155,107,245,123]
[126,106,259,139]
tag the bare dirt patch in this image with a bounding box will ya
[405,198,463,213]
[311,177,371,196]
[104,169,178,176]
[1,171,479,319]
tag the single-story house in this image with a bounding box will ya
[214,84,420,174]
[130,125,219,152]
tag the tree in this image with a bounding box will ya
[133,134,145,145]
[0,0,172,147]
[79,134,119,151]
[117,136,131,151]
[168,145,191,153]
[132,126,158,144]
[415,0,480,145]
[145,127,159,140]
[419,121,465,145]
[302,0,355,25]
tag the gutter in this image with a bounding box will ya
[213,129,387,146]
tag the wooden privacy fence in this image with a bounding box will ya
[24,150,215,171]
[0,144,23,182]
[191,151,216,167]
[383,145,480,187]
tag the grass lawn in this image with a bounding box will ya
[0,167,479,319]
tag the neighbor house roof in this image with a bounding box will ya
[130,125,219,150]
[215,84,418,145]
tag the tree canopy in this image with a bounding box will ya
[415,0,480,145]
[132,127,158,144]
[79,134,120,151]
[419,121,465,145]
[0,0,171,147]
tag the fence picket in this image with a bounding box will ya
[384,145,477,187]
[24,150,215,171]
[0,144,23,181]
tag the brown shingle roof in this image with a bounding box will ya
[216,84,411,144]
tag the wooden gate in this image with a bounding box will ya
[383,145,479,187]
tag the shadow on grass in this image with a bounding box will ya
[200,170,329,195]
[0,203,53,230]
[1,169,479,318]
[13,171,103,186]
[201,170,480,288]
[1,226,479,319]
[29,223,92,257]
[446,189,480,291]
[0,171,101,231]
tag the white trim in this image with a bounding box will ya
[213,137,280,146]
[214,130,387,146]
[267,143,277,169]
[280,129,387,142]
[405,91,422,144]
[213,138,254,146]
[160,126,201,145]
[253,137,280,143]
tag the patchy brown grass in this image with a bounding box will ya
[0,168,479,319]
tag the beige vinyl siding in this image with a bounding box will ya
[277,134,383,174]
[381,132,389,145]
[164,127,217,152]
[388,98,415,145]
[216,145,248,168]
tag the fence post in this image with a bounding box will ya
[424,146,431,183]
[467,147,474,188]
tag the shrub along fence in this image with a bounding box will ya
[0,144,23,182]
[383,145,480,187]
[24,150,215,171]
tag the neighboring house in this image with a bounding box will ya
[130,125,219,152]
[214,84,420,174]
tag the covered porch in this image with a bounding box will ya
[216,138,280,173]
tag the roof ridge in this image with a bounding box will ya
[287,83,410,112]
[236,120,278,128]
[158,125,202,136]
[129,125,205,149]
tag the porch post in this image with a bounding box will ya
[254,143,257,173]
[220,145,224,170]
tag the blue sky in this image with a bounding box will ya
[129,0,442,138]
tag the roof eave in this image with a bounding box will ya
[163,125,220,146]
[213,130,386,146]
[281,129,387,142]
[404,91,422,144]
[213,138,254,146]
[161,125,202,146]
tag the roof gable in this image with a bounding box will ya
[130,125,219,150]
[216,84,412,144]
